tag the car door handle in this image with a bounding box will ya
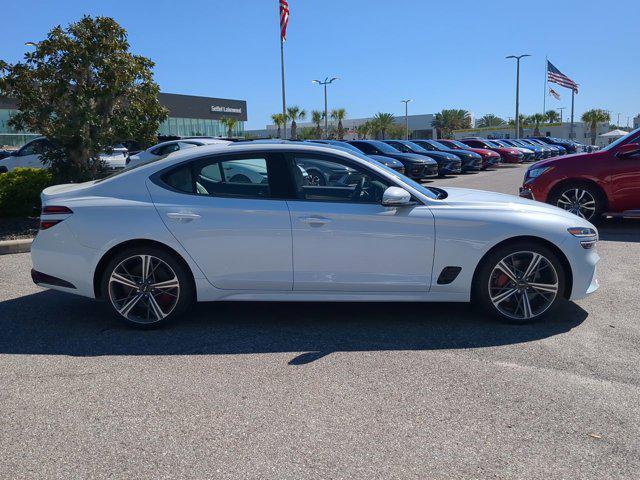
[298,215,331,226]
[166,212,201,223]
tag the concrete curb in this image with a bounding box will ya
[0,238,33,255]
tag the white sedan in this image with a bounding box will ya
[126,138,231,167]
[30,143,600,327]
[0,137,129,172]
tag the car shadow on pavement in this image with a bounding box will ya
[598,219,640,243]
[0,290,588,364]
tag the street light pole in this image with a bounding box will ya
[312,77,339,139]
[558,107,566,124]
[506,54,531,139]
[401,99,412,140]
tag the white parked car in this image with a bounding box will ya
[31,143,600,327]
[0,137,129,172]
[126,138,231,168]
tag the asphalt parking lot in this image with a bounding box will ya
[1,164,639,479]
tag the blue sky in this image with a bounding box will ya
[3,0,638,129]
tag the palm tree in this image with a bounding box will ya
[508,114,529,137]
[356,122,371,139]
[219,117,238,138]
[311,110,324,138]
[371,112,396,139]
[432,109,472,138]
[477,114,505,128]
[545,110,560,124]
[581,109,610,146]
[330,108,347,140]
[286,106,306,139]
[271,113,286,139]
[528,113,547,136]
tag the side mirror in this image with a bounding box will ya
[382,186,413,206]
[616,143,640,158]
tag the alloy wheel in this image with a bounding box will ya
[556,188,596,220]
[108,255,180,325]
[488,251,559,321]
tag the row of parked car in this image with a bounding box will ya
[0,134,579,183]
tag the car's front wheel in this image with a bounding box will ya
[474,242,566,322]
[101,247,194,328]
[548,183,604,222]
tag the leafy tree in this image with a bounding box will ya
[296,126,318,140]
[508,114,530,137]
[581,109,610,145]
[311,110,324,138]
[370,112,396,139]
[385,123,406,140]
[528,113,547,136]
[432,109,472,138]
[271,113,286,139]
[220,117,238,137]
[330,108,347,140]
[545,110,560,123]
[286,106,306,139]
[477,114,505,128]
[0,16,167,183]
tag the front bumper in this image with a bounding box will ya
[519,187,535,200]
[461,157,482,172]
[439,160,462,175]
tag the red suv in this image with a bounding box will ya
[520,128,640,221]
[460,138,523,163]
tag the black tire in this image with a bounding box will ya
[473,241,567,323]
[101,246,194,328]
[548,182,605,223]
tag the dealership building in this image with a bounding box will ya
[0,92,247,147]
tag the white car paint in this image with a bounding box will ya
[126,138,231,168]
[0,138,129,172]
[30,143,599,317]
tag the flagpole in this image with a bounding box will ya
[570,89,575,140]
[278,1,287,140]
[543,56,548,116]
[280,38,287,139]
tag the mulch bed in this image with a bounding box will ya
[0,217,40,241]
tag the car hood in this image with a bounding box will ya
[527,151,593,169]
[419,150,460,161]
[469,148,500,157]
[390,152,437,164]
[368,155,403,167]
[438,186,593,225]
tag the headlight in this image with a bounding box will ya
[567,227,597,237]
[526,166,550,179]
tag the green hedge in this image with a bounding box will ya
[0,168,54,218]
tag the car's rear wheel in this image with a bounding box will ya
[474,242,566,323]
[549,183,604,222]
[101,247,194,328]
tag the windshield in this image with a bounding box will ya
[485,141,501,148]
[448,140,472,149]
[426,140,450,150]
[368,141,401,154]
[403,141,430,153]
[601,127,640,152]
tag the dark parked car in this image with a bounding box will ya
[531,136,577,154]
[381,140,461,175]
[347,140,438,179]
[438,139,502,168]
[517,138,559,157]
[409,139,483,172]
[526,138,566,155]
[306,140,405,175]
[499,139,547,160]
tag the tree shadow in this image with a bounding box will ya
[0,290,588,364]
[598,218,640,243]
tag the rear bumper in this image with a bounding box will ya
[31,269,76,289]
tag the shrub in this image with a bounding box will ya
[0,168,53,218]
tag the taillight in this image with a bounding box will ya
[40,220,62,230]
[42,206,73,215]
[40,205,73,230]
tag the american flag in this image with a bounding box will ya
[280,0,290,42]
[549,87,561,100]
[547,61,578,93]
